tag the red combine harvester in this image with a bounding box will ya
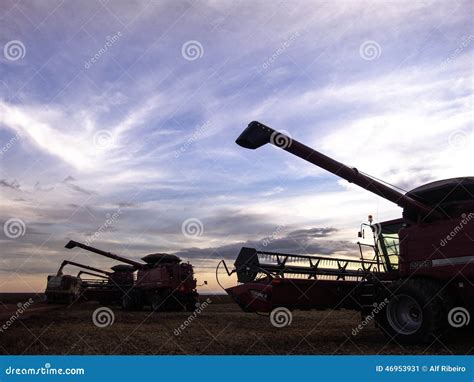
[220,121,473,344]
[65,240,199,312]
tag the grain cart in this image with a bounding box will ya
[45,274,82,304]
[65,240,199,312]
[45,260,112,304]
[221,121,474,344]
[45,259,135,305]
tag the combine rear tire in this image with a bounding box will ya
[377,279,447,344]
[122,295,135,311]
[151,295,164,312]
[122,291,143,311]
[185,297,197,312]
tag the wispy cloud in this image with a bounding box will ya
[0,179,21,190]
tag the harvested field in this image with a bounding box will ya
[0,294,472,355]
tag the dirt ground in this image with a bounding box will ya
[0,294,472,355]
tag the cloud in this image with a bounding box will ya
[174,226,354,262]
[0,179,21,190]
[287,227,338,239]
[62,176,96,196]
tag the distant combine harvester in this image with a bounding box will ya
[46,241,202,312]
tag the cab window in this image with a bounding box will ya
[378,232,400,271]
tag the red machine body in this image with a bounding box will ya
[226,279,363,313]
[136,262,196,292]
[399,219,474,279]
[221,121,474,344]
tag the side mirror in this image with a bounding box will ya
[358,231,363,238]
[204,281,208,285]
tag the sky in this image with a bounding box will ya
[0,0,472,293]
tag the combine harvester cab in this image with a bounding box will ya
[222,121,474,344]
[65,240,199,312]
[81,264,135,306]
